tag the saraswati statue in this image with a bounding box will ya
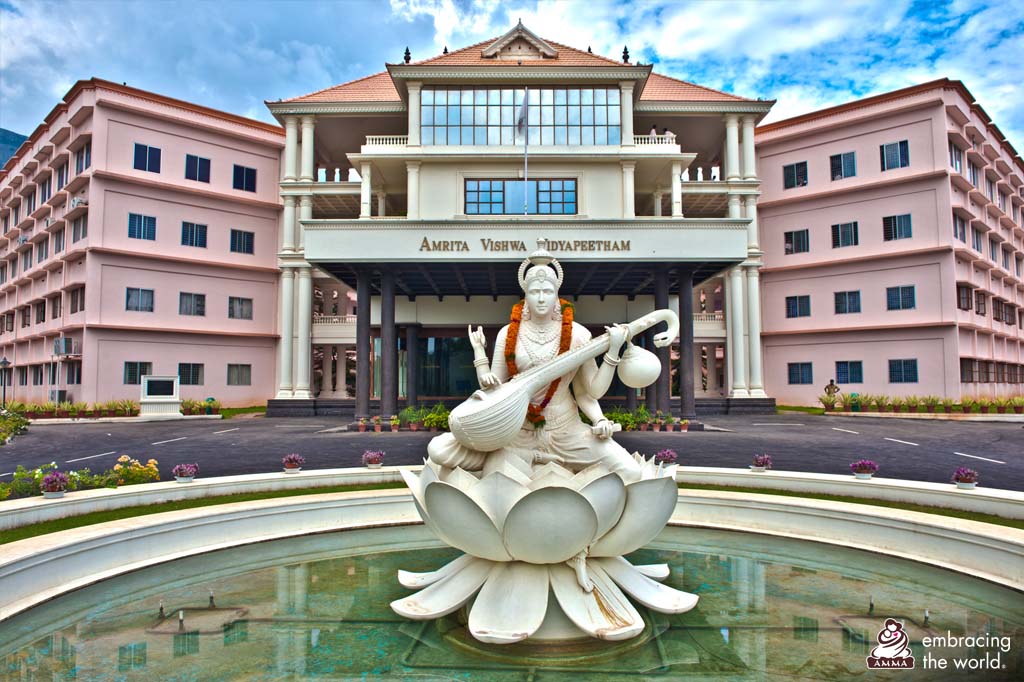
[392,241,699,644]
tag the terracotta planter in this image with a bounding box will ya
[210,407,220,415]
[1014,406,1023,414]
[944,406,953,413]
[183,408,193,416]
[42,411,55,418]
[926,406,935,413]
[638,423,648,432]
[664,423,675,432]
[374,425,382,433]
[429,426,438,432]
[996,406,1007,414]
[679,423,689,432]
[358,424,367,433]
[56,410,69,418]
[652,424,662,432]
[410,423,420,432]
[979,406,990,414]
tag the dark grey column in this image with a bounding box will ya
[405,324,419,408]
[654,267,671,415]
[625,385,637,411]
[678,266,696,419]
[355,269,371,420]
[644,331,657,413]
[380,271,397,418]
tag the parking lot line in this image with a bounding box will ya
[954,452,1006,465]
[884,437,919,446]
[832,427,859,434]
[152,437,188,445]
[214,428,240,434]
[66,451,117,463]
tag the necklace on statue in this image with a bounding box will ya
[520,320,560,344]
[505,299,575,429]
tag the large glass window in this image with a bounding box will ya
[421,87,621,146]
[465,178,576,215]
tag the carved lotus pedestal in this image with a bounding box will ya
[392,455,698,644]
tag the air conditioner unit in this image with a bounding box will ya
[16,237,28,245]
[49,389,68,403]
[54,337,75,355]
[70,197,88,209]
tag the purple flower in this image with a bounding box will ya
[172,463,199,478]
[654,449,678,464]
[752,454,772,469]
[952,467,978,484]
[850,459,879,474]
[282,453,306,468]
[362,450,386,465]
[41,471,69,493]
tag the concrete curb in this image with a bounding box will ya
[824,411,1024,422]
[26,414,223,425]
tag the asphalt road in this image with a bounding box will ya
[1,413,1022,490]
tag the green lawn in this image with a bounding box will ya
[219,405,267,419]
[775,405,825,415]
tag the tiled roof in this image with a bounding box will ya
[641,72,753,103]
[412,37,625,67]
[282,72,400,103]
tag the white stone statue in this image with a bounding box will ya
[392,242,698,644]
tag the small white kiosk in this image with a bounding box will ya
[139,375,182,418]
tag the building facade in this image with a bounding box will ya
[757,79,1024,405]
[0,79,284,407]
[266,23,775,418]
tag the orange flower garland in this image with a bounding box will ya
[505,298,574,428]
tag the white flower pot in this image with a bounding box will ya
[366,462,382,469]
[854,472,874,480]
[956,481,976,490]
[284,467,302,474]
[42,490,65,499]
[749,466,766,472]
[175,476,194,484]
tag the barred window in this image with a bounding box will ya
[230,229,254,254]
[835,360,863,384]
[886,286,915,311]
[975,291,986,316]
[181,222,208,247]
[785,295,811,318]
[956,285,972,311]
[783,161,808,189]
[831,221,859,248]
[128,213,156,240]
[882,214,912,241]
[880,140,910,171]
[834,291,861,314]
[178,363,204,386]
[124,361,153,385]
[888,358,918,383]
[787,362,813,385]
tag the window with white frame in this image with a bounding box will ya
[126,287,155,312]
[831,221,859,248]
[178,292,206,316]
[72,215,88,241]
[74,142,91,174]
[968,162,980,187]
[948,141,963,173]
[124,361,152,384]
[53,228,64,252]
[830,152,856,180]
[879,140,909,171]
[971,227,983,251]
[56,163,68,190]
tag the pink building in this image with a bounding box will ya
[757,79,1024,405]
[0,79,284,407]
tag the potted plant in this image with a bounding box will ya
[654,448,677,465]
[976,396,992,414]
[70,402,89,420]
[1012,396,1024,415]
[889,396,905,414]
[172,463,199,483]
[181,398,194,416]
[652,410,664,432]
[282,453,305,473]
[41,471,69,499]
[952,467,978,490]
[993,397,1010,414]
[750,453,772,472]
[903,395,921,413]
[635,405,650,431]
[362,449,385,468]
[818,394,837,412]
[40,401,57,419]
[357,417,367,433]
[56,400,73,418]
[399,406,422,432]
[389,414,400,432]
[850,459,879,480]
[206,399,221,415]
[872,395,889,412]
[940,397,955,414]
[664,414,676,432]
[678,419,690,432]
[423,403,449,432]
[959,396,976,414]
[922,395,940,413]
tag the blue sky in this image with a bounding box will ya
[1,0,1022,149]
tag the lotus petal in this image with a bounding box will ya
[569,462,613,490]
[400,467,428,509]
[577,472,626,539]
[490,457,534,486]
[468,562,549,644]
[391,557,493,619]
[445,466,481,490]
[398,553,476,589]
[595,556,698,613]
[424,481,512,561]
[502,487,598,564]
[465,472,531,529]
[589,477,678,557]
[634,563,670,580]
[527,462,575,490]
[548,562,644,640]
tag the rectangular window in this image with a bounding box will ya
[834,290,861,314]
[39,178,52,203]
[228,296,253,319]
[784,229,809,254]
[835,360,864,384]
[32,365,44,386]
[36,240,48,264]
[117,643,147,672]
[1002,249,1010,271]
[831,221,859,248]
[464,178,577,215]
[128,213,157,240]
[123,361,152,384]
[230,229,255,254]
[173,631,200,658]
[34,302,45,324]
[72,216,88,241]
[185,154,211,183]
[880,140,910,171]
[985,177,995,202]
[787,362,813,385]
[957,285,972,311]
[0,264,6,284]
[888,358,918,383]
[232,165,257,192]
[882,214,912,241]
[21,251,31,272]
[53,228,64,252]
[26,191,35,213]
[953,214,967,242]
[886,285,916,311]
[785,295,811,318]
[66,362,81,385]
[181,222,208,247]
[227,363,252,386]
[70,287,85,313]
[20,307,30,328]
[960,358,977,383]
[179,363,205,385]
[829,152,856,180]
[17,366,26,386]
[126,287,155,312]
[975,290,986,315]
[56,163,68,190]
[971,227,983,252]
[968,162,981,187]
[179,292,206,316]
[133,143,161,173]
[50,295,61,318]
[948,141,963,173]
[783,161,809,189]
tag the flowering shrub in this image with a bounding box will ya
[362,450,385,465]
[751,453,773,469]
[112,455,160,485]
[952,467,978,484]
[41,471,69,493]
[850,459,879,474]
[654,449,678,465]
[283,453,306,468]
[0,409,29,445]
[172,463,199,478]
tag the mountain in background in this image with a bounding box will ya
[0,128,28,166]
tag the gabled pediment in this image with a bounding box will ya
[482,21,558,60]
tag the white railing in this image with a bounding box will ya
[313,314,358,324]
[694,312,725,323]
[364,135,409,146]
[633,134,677,146]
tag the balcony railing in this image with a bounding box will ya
[633,134,677,146]
[313,314,358,324]
[694,312,724,323]
[364,135,409,147]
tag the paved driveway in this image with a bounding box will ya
[2,413,1022,490]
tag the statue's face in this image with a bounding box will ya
[525,278,557,319]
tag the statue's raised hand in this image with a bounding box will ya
[604,323,631,354]
[467,324,487,353]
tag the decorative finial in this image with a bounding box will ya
[404,47,411,64]
[622,46,630,63]
[443,46,448,54]
[588,46,592,53]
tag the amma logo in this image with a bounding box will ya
[867,618,915,669]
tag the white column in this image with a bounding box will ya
[671,161,682,216]
[407,82,421,146]
[728,193,742,219]
[298,195,312,251]
[321,345,333,397]
[406,161,420,219]
[725,114,740,181]
[709,344,720,393]
[743,194,759,249]
[729,266,749,397]
[293,268,313,399]
[746,266,766,397]
[359,162,372,218]
[338,346,349,397]
[300,116,315,182]
[276,269,295,398]
[620,82,635,146]
[283,117,298,181]
[281,196,296,252]
[725,283,734,393]
[376,191,386,217]
[621,161,635,218]
[721,138,729,181]
[652,190,663,217]
[741,115,757,180]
